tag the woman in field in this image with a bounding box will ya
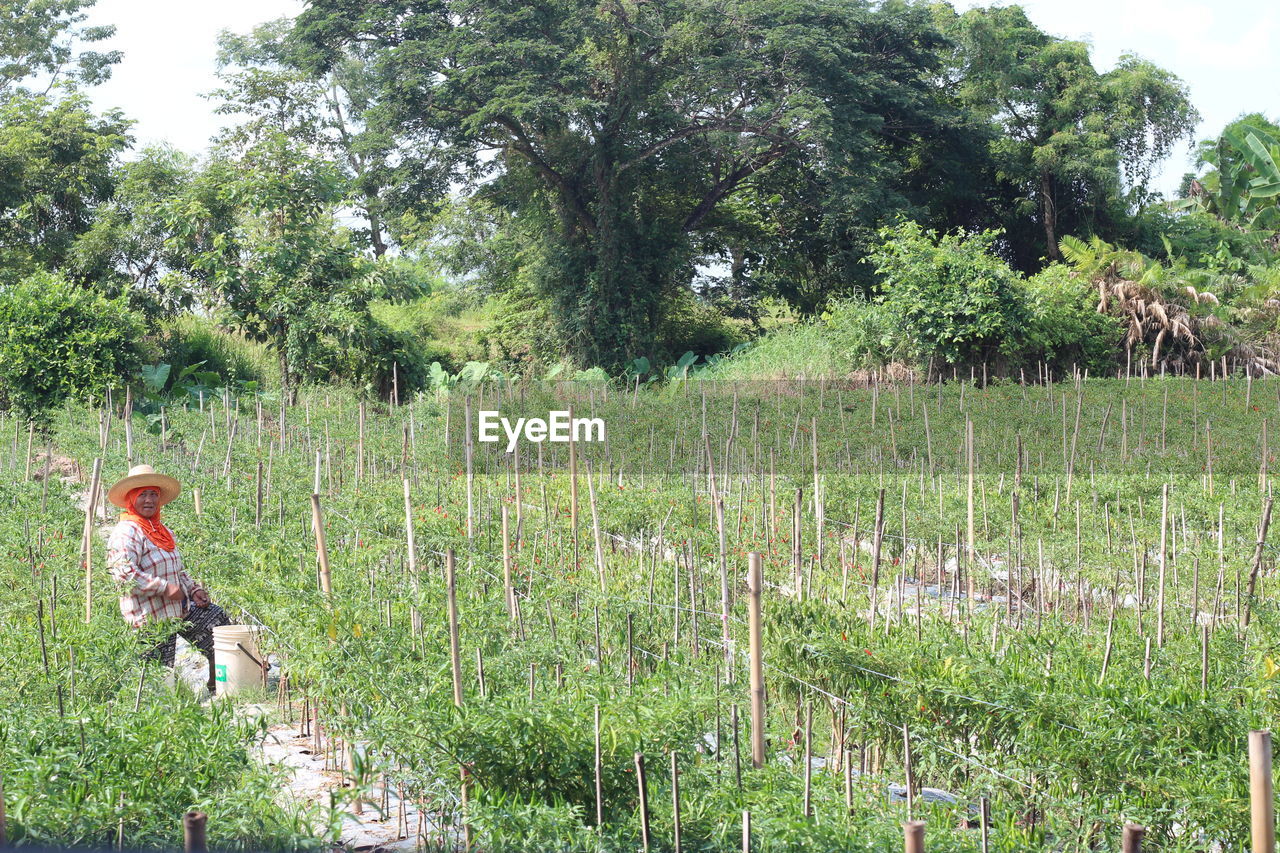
[105,464,230,694]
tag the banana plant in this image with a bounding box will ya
[1174,119,1280,231]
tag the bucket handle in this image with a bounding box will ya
[235,642,270,671]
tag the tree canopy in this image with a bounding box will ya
[296,0,971,367]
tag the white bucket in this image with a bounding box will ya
[212,625,264,696]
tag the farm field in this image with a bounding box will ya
[4,376,1280,851]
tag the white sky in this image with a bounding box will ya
[82,0,1279,198]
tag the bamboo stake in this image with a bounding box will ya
[446,550,463,707]
[501,505,515,620]
[742,810,751,853]
[904,820,925,853]
[183,811,207,853]
[124,388,133,467]
[464,397,474,539]
[1122,823,1145,853]
[1201,623,1210,693]
[586,460,606,592]
[868,488,886,629]
[1251,730,1275,853]
[82,458,102,624]
[1157,484,1168,647]
[569,404,579,553]
[635,752,651,853]
[594,704,604,827]
[802,701,813,817]
[671,751,682,853]
[967,417,977,607]
[311,494,332,600]
[403,480,417,575]
[748,553,766,768]
[1245,498,1275,629]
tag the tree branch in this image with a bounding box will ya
[682,146,790,232]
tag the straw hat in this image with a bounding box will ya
[107,464,181,508]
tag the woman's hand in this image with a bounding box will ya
[192,587,210,608]
[164,582,185,602]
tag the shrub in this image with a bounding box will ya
[822,297,908,369]
[869,221,1031,371]
[656,294,744,363]
[0,271,145,416]
[1024,264,1124,375]
[152,314,273,390]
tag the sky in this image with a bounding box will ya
[82,0,1280,198]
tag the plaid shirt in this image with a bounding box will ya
[105,519,197,628]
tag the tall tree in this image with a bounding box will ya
[177,134,388,402]
[0,90,131,279]
[69,145,226,316]
[0,0,121,95]
[295,0,953,367]
[935,5,1198,265]
[214,20,418,258]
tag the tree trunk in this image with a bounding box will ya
[278,349,296,407]
[1041,170,1059,260]
[367,201,388,258]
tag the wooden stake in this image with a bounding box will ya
[635,752,651,853]
[671,751,682,853]
[82,458,102,624]
[446,550,463,707]
[748,553,766,768]
[586,460,606,592]
[1245,498,1275,629]
[868,488,886,629]
[501,504,515,620]
[183,811,207,853]
[310,494,332,600]
[967,417,976,603]
[594,704,604,827]
[1157,484,1168,648]
[904,820,925,853]
[1251,730,1275,853]
[1122,823,1145,853]
[802,701,813,817]
[568,404,578,551]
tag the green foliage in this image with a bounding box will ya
[703,321,838,380]
[935,5,1198,267]
[655,295,745,364]
[295,0,959,368]
[0,90,131,279]
[1132,207,1279,272]
[869,221,1031,369]
[1175,114,1280,234]
[822,298,906,370]
[0,691,321,849]
[0,0,121,94]
[0,270,143,415]
[153,314,274,391]
[1024,264,1125,374]
[68,145,209,317]
[178,132,393,400]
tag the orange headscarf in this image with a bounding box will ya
[122,486,177,551]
